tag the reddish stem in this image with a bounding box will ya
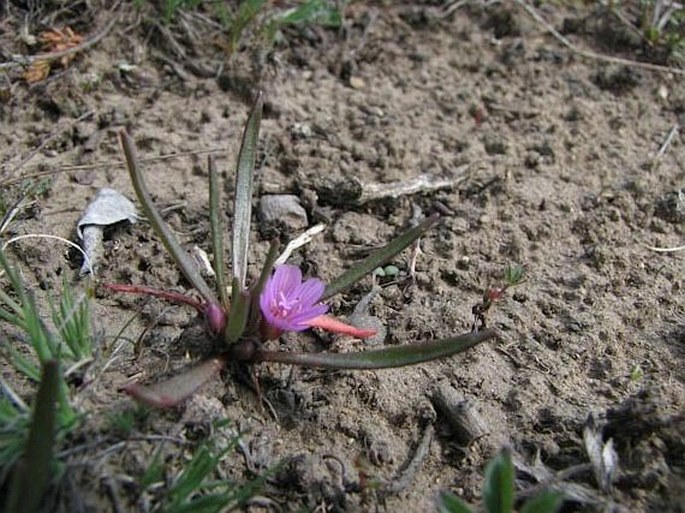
[103,283,205,313]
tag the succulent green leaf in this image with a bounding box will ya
[322,214,440,300]
[123,357,226,408]
[6,360,59,513]
[520,490,564,513]
[225,279,251,344]
[249,239,279,324]
[256,328,497,369]
[483,449,515,513]
[208,155,229,309]
[232,93,263,290]
[120,131,219,306]
[438,491,474,513]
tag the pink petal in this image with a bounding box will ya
[272,264,301,295]
[296,278,326,306]
[288,303,329,328]
[306,315,377,339]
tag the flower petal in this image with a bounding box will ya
[296,278,326,307]
[271,264,301,296]
[258,264,329,333]
[287,303,329,329]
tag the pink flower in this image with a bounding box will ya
[259,264,329,333]
[259,264,378,341]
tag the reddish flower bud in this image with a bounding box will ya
[204,302,226,336]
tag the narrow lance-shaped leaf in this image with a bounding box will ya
[0,250,30,329]
[248,239,280,325]
[166,444,227,509]
[120,131,219,306]
[255,329,497,369]
[208,155,229,310]
[0,286,24,320]
[123,357,226,408]
[15,290,52,367]
[0,249,24,296]
[225,278,250,344]
[520,491,564,513]
[322,213,441,300]
[438,491,474,513]
[0,304,22,326]
[483,449,515,513]
[232,92,263,290]
[6,360,59,513]
[8,345,41,381]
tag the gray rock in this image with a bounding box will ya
[258,194,308,231]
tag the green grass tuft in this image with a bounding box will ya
[0,250,88,499]
[139,424,271,513]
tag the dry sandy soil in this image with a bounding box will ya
[1,1,684,512]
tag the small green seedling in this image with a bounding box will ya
[472,265,525,330]
[0,249,92,512]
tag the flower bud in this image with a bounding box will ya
[204,302,226,336]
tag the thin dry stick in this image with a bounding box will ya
[2,234,93,274]
[646,244,685,252]
[275,223,326,266]
[0,147,228,188]
[514,0,685,77]
[359,168,470,204]
[0,11,119,70]
[383,424,435,494]
[655,124,680,159]
[0,193,35,236]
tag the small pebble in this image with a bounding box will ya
[349,76,366,89]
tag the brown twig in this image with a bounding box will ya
[514,0,685,76]
[0,147,229,188]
